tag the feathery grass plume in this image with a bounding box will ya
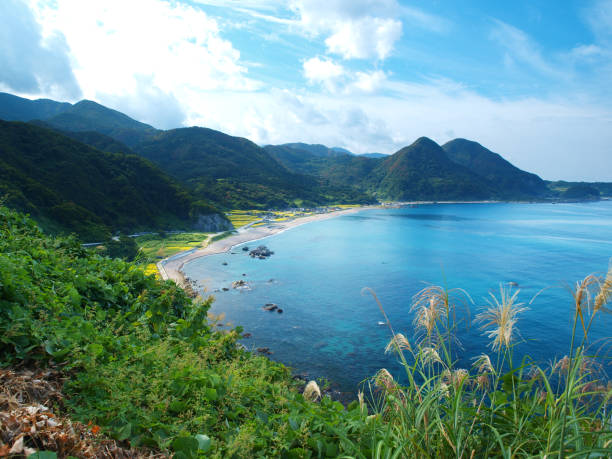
[472,354,494,374]
[303,380,321,402]
[374,368,395,391]
[443,368,469,389]
[570,273,598,336]
[384,333,411,354]
[357,391,366,413]
[477,284,527,351]
[438,382,450,399]
[411,291,447,339]
[594,262,612,313]
[475,373,491,390]
[421,347,442,365]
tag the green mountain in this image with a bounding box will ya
[361,152,387,159]
[547,180,612,198]
[264,144,379,188]
[442,138,548,198]
[368,137,492,201]
[44,100,158,147]
[0,92,71,121]
[0,120,222,241]
[279,142,353,158]
[135,127,373,209]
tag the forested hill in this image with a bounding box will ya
[135,127,374,209]
[0,121,221,241]
[2,91,608,205]
[367,137,493,200]
[442,138,548,198]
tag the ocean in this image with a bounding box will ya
[183,201,612,393]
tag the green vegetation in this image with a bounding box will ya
[442,138,548,198]
[3,91,609,206]
[2,204,611,457]
[368,137,492,201]
[548,181,612,199]
[135,232,211,262]
[134,127,374,209]
[0,120,219,241]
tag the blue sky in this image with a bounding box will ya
[1,0,611,181]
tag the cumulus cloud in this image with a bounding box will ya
[0,0,81,99]
[291,0,403,60]
[303,57,345,90]
[302,56,387,94]
[324,18,402,60]
[27,0,258,112]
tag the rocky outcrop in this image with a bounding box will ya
[232,280,249,290]
[262,303,278,311]
[249,245,274,259]
[192,213,233,232]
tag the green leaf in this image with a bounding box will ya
[29,452,58,459]
[195,434,211,453]
[205,387,218,401]
[172,437,200,457]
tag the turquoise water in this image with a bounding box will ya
[184,202,612,392]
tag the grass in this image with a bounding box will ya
[1,205,610,458]
[360,271,612,457]
[135,232,210,262]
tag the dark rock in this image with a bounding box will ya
[242,332,252,338]
[222,262,228,266]
[242,246,249,251]
[232,280,249,289]
[256,347,272,355]
[242,273,246,276]
[222,287,229,291]
[277,308,283,313]
[249,245,274,259]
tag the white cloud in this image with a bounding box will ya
[26,0,259,125]
[325,18,402,60]
[490,19,565,79]
[303,56,345,90]
[586,0,612,41]
[302,57,388,94]
[290,0,403,60]
[0,0,80,99]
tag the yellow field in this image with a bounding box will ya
[226,210,263,228]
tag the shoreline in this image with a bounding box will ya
[159,206,375,284]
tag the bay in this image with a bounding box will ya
[184,201,612,393]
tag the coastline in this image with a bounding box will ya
[159,206,375,285]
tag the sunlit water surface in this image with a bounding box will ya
[184,202,612,392]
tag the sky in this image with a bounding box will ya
[1,0,611,181]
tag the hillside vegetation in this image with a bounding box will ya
[1,206,610,457]
[0,121,218,241]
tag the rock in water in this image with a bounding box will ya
[249,245,274,259]
[262,304,278,311]
[232,280,249,289]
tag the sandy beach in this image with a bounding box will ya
[158,206,373,284]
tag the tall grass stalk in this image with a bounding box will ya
[363,268,612,458]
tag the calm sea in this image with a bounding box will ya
[184,202,612,393]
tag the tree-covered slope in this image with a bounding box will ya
[368,137,493,200]
[44,100,158,147]
[0,121,217,240]
[279,142,353,158]
[442,138,548,198]
[135,127,374,208]
[0,92,71,121]
[265,144,379,188]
